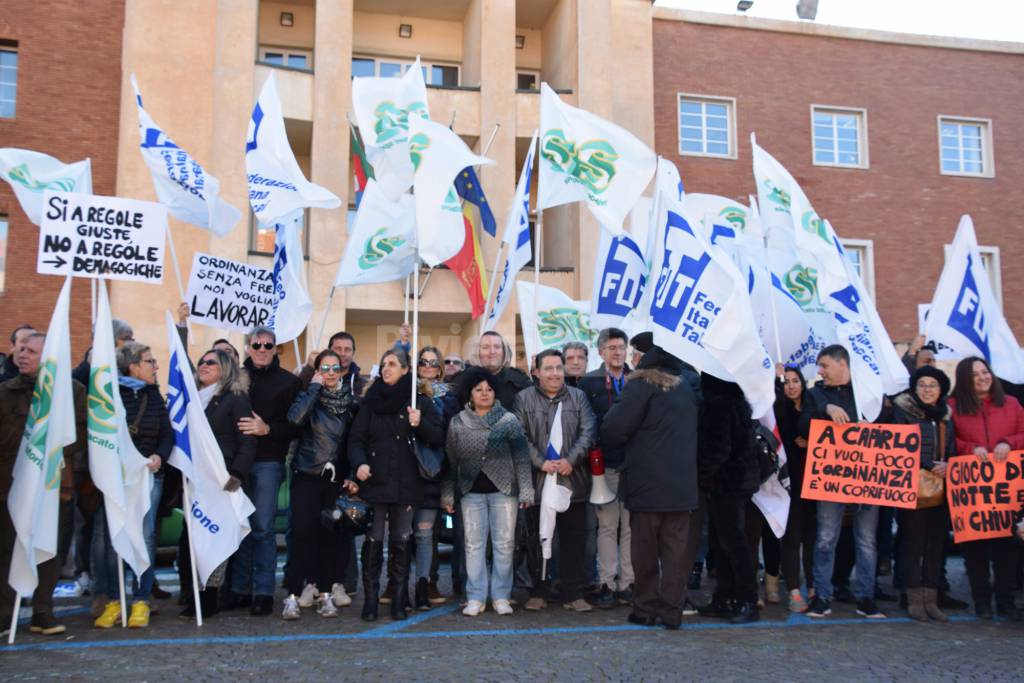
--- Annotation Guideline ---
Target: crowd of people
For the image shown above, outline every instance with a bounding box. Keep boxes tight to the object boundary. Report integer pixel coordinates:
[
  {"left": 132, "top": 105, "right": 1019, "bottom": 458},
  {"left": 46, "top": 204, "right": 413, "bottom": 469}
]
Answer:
[{"left": 1, "top": 311, "right": 1023, "bottom": 637}]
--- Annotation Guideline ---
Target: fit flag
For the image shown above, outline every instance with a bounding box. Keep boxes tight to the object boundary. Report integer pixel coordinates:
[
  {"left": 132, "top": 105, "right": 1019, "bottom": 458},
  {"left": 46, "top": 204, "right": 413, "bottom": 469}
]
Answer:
[
  {"left": 87, "top": 282, "right": 153, "bottom": 577},
  {"left": 647, "top": 159, "right": 775, "bottom": 418},
  {"left": 268, "top": 213, "right": 312, "bottom": 344},
  {"left": 246, "top": 72, "right": 341, "bottom": 225},
  {"left": 516, "top": 281, "right": 600, "bottom": 372},
  {"left": 407, "top": 115, "right": 493, "bottom": 267},
  {"left": 132, "top": 75, "right": 241, "bottom": 237},
  {"left": 590, "top": 230, "right": 648, "bottom": 331},
  {"left": 0, "top": 149, "right": 92, "bottom": 225},
  {"left": 484, "top": 131, "right": 537, "bottom": 332},
  {"left": 7, "top": 275, "right": 76, "bottom": 596},
  {"left": 925, "top": 215, "right": 1024, "bottom": 383},
  {"left": 352, "top": 56, "right": 430, "bottom": 200},
  {"left": 350, "top": 126, "right": 374, "bottom": 208},
  {"left": 539, "top": 402, "right": 571, "bottom": 562},
  {"left": 165, "top": 313, "right": 254, "bottom": 586},
  {"left": 537, "top": 83, "right": 656, "bottom": 235},
  {"left": 334, "top": 179, "right": 417, "bottom": 287}
]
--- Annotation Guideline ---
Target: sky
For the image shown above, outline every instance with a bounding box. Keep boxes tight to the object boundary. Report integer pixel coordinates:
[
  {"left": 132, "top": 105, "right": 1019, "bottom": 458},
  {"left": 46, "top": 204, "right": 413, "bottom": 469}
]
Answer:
[{"left": 655, "top": 0, "right": 1024, "bottom": 43}]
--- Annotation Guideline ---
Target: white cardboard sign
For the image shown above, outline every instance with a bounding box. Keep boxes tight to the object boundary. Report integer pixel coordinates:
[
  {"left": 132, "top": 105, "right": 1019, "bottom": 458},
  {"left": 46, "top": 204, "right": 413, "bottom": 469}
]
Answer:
[{"left": 186, "top": 252, "right": 274, "bottom": 333}]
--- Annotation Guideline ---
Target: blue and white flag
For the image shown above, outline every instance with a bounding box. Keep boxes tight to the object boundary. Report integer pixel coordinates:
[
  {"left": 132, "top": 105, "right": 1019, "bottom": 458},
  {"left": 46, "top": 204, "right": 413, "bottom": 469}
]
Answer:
[
  {"left": 268, "top": 213, "right": 312, "bottom": 344},
  {"left": 648, "top": 159, "right": 775, "bottom": 418},
  {"left": 132, "top": 75, "right": 240, "bottom": 237},
  {"left": 246, "top": 72, "right": 340, "bottom": 225},
  {"left": 539, "top": 401, "right": 570, "bottom": 561},
  {"left": 165, "top": 313, "right": 254, "bottom": 586},
  {"left": 590, "top": 230, "right": 647, "bottom": 331},
  {"left": 925, "top": 215, "right": 1024, "bottom": 383},
  {"left": 0, "top": 148, "right": 91, "bottom": 225},
  {"left": 484, "top": 131, "right": 537, "bottom": 332}
]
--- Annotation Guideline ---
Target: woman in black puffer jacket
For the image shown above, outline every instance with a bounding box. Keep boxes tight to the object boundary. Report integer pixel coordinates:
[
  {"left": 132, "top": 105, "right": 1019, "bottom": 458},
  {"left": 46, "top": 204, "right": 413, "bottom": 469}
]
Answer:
[
  {"left": 280, "top": 349, "right": 358, "bottom": 621},
  {"left": 697, "top": 374, "right": 761, "bottom": 624},
  {"left": 348, "top": 349, "right": 443, "bottom": 621}
]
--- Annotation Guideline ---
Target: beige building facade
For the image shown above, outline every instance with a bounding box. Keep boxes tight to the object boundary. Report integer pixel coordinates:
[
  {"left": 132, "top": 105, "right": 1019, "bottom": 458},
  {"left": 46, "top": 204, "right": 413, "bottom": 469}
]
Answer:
[{"left": 112, "top": 0, "right": 656, "bottom": 372}]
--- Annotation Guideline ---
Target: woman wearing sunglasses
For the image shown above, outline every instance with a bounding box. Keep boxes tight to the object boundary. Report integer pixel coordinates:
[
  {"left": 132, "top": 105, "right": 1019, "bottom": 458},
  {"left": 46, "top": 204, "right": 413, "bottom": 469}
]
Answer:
[
  {"left": 179, "top": 348, "right": 256, "bottom": 620},
  {"left": 279, "top": 349, "right": 359, "bottom": 621},
  {"left": 348, "top": 349, "right": 444, "bottom": 621}
]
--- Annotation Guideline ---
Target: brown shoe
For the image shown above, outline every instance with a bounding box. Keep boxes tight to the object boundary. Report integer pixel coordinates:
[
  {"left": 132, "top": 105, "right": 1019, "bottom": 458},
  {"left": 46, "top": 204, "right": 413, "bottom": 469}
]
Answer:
[
  {"left": 379, "top": 582, "right": 393, "bottom": 605},
  {"left": 427, "top": 581, "right": 446, "bottom": 605},
  {"left": 29, "top": 613, "right": 67, "bottom": 635},
  {"left": 923, "top": 588, "right": 949, "bottom": 623}
]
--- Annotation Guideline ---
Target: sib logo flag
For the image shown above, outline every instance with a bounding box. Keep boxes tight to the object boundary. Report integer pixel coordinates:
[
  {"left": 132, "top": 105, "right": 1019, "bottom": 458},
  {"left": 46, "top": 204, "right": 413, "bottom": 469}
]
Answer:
[
  {"left": 132, "top": 75, "right": 241, "bottom": 237},
  {"left": 268, "top": 213, "right": 313, "bottom": 344},
  {"left": 334, "top": 179, "right": 417, "bottom": 287},
  {"left": 0, "top": 148, "right": 92, "bottom": 225},
  {"left": 925, "top": 215, "right": 1024, "bottom": 383},
  {"left": 88, "top": 282, "right": 153, "bottom": 577},
  {"left": 246, "top": 72, "right": 340, "bottom": 225},
  {"left": 165, "top": 313, "right": 254, "bottom": 586},
  {"left": 516, "top": 281, "right": 600, "bottom": 372},
  {"left": 537, "top": 83, "right": 656, "bottom": 235},
  {"left": 7, "top": 276, "right": 77, "bottom": 596}
]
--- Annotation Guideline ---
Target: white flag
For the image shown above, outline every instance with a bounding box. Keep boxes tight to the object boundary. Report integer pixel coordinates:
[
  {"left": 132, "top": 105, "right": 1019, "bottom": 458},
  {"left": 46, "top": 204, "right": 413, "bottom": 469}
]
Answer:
[
  {"left": 539, "top": 402, "right": 571, "bottom": 561},
  {"left": 87, "top": 282, "right": 153, "bottom": 577},
  {"left": 537, "top": 83, "right": 656, "bottom": 234},
  {"left": 516, "top": 281, "right": 600, "bottom": 372},
  {"left": 590, "top": 230, "right": 648, "bottom": 331},
  {"left": 648, "top": 159, "right": 775, "bottom": 418},
  {"left": 0, "top": 149, "right": 91, "bottom": 225},
  {"left": 268, "top": 213, "right": 312, "bottom": 345},
  {"left": 165, "top": 313, "right": 254, "bottom": 586},
  {"left": 352, "top": 56, "right": 430, "bottom": 200},
  {"left": 7, "top": 276, "right": 77, "bottom": 595},
  {"left": 334, "top": 179, "right": 417, "bottom": 287},
  {"left": 407, "top": 115, "right": 493, "bottom": 267},
  {"left": 246, "top": 72, "right": 341, "bottom": 224},
  {"left": 752, "top": 412, "right": 790, "bottom": 538},
  {"left": 132, "top": 75, "right": 240, "bottom": 237},
  {"left": 484, "top": 131, "right": 537, "bottom": 332},
  {"left": 925, "top": 215, "right": 1024, "bottom": 383}
]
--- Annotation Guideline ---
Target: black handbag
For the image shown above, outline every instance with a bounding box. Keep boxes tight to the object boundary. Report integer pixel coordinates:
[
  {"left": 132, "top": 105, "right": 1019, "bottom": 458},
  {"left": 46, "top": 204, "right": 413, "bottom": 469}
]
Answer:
[
  {"left": 412, "top": 436, "right": 445, "bottom": 481},
  {"left": 321, "top": 494, "right": 372, "bottom": 536}
]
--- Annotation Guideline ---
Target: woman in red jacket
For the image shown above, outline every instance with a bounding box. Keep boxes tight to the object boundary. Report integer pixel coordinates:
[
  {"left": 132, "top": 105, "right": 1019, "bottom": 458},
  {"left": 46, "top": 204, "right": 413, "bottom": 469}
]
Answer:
[{"left": 948, "top": 356, "right": 1024, "bottom": 620}]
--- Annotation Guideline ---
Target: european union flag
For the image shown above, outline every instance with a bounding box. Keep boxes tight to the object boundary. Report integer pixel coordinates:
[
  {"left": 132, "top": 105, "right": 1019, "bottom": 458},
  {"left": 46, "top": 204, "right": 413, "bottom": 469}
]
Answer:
[{"left": 454, "top": 166, "right": 496, "bottom": 236}]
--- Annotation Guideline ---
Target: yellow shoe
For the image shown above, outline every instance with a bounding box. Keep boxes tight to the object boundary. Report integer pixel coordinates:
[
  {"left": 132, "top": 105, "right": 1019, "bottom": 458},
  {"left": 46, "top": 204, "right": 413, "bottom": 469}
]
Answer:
[
  {"left": 128, "top": 600, "right": 150, "bottom": 628},
  {"left": 94, "top": 601, "right": 121, "bottom": 629}
]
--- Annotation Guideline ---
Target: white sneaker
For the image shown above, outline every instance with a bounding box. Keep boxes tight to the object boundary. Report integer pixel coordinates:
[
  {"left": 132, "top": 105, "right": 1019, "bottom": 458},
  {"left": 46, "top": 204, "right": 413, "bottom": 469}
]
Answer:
[
  {"left": 493, "top": 599, "right": 513, "bottom": 616},
  {"left": 317, "top": 594, "right": 338, "bottom": 618},
  {"left": 462, "top": 600, "right": 486, "bottom": 616},
  {"left": 330, "top": 583, "right": 352, "bottom": 607},
  {"left": 281, "top": 594, "right": 300, "bottom": 620},
  {"left": 77, "top": 572, "right": 92, "bottom": 596},
  {"left": 298, "top": 583, "right": 319, "bottom": 608}
]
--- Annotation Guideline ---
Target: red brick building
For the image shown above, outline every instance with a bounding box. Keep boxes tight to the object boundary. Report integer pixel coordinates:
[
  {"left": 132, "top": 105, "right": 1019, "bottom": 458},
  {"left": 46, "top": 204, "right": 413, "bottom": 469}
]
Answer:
[
  {"left": 0, "top": 1, "right": 126, "bottom": 357},
  {"left": 653, "top": 9, "right": 1024, "bottom": 343}
]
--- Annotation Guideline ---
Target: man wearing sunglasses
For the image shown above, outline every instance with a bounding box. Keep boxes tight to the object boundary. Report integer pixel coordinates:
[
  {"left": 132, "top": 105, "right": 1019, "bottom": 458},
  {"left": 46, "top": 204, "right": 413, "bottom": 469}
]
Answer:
[
  {"left": 442, "top": 354, "right": 464, "bottom": 381},
  {"left": 228, "top": 326, "right": 303, "bottom": 616}
]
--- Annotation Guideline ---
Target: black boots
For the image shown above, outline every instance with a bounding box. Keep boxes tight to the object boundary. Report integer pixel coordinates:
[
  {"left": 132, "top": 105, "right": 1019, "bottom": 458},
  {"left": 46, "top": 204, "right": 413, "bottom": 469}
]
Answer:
[
  {"left": 361, "top": 539, "right": 384, "bottom": 622},
  {"left": 390, "top": 540, "right": 411, "bottom": 621},
  {"left": 179, "top": 587, "right": 219, "bottom": 620},
  {"left": 415, "top": 577, "right": 431, "bottom": 611},
  {"left": 730, "top": 601, "right": 760, "bottom": 624}
]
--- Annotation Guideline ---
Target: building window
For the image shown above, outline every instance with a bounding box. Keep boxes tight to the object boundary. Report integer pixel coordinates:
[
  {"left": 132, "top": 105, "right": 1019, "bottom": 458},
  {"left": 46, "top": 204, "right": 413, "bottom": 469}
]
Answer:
[
  {"left": 840, "top": 238, "right": 875, "bottom": 299},
  {"left": 0, "top": 214, "right": 7, "bottom": 292},
  {"left": 938, "top": 116, "right": 994, "bottom": 177},
  {"left": 258, "top": 46, "right": 313, "bottom": 71},
  {"left": 811, "top": 106, "right": 867, "bottom": 168},
  {"left": 0, "top": 46, "right": 17, "bottom": 118},
  {"left": 351, "top": 56, "right": 460, "bottom": 87},
  {"left": 249, "top": 209, "right": 311, "bottom": 257},
  {"left": 677, "top": 94, "right": 735, "bottom": 159},
  {"left": 517, "top": 71, "right": 539, "bottom": 91}
]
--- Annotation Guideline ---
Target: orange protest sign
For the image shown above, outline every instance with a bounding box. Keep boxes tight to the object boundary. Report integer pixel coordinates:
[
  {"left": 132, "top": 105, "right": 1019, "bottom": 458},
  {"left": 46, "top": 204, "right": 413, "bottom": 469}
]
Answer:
[
  {"left": 946, "top": 452, "right": 1024, "bottom": 544},
  {"left": 800, "top": 419, "right": 921, "bottom": 509}
]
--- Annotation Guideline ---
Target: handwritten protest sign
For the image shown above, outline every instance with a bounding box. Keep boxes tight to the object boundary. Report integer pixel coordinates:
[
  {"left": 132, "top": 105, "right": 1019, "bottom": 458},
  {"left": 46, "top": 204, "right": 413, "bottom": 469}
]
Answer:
[
  {"left": 801, "top": 419, "right": 921, "bottom": 509},
  {"left": 37, "top": 191, "right": 167, "bottom": 283},
  {"left": 946, "top": 452, "right": 1024, "bottom": 543},
  {"left": 186, "top": 252, "right": 273, "bottom": 333}
]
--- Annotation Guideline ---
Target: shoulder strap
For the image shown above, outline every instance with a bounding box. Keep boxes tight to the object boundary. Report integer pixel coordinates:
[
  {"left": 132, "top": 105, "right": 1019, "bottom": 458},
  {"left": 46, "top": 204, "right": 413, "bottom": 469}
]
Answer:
[{"left": 129, "top": 392, "right": 149, "bottom": 436}]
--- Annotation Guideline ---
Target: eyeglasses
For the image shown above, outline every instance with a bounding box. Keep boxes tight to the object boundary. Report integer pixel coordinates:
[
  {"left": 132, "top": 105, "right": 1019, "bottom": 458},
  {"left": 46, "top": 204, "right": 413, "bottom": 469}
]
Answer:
[
  {"left": 418, "top": 359, "right": 439, "bottom": 368},
  {"left": 249, "top": 342, "right": 275, "bottom": 351},
  {"left": 319, "top": 364, "right": 342, "bottom": 373},
  {"left": 197, "top": 359, "right": 218, "bottom": 367},
  {"left": 444, "top": 359, "right": 463, "bottom": 366},
  {"left": 141, "top": 359, "right": 158, "bottom": 366}
]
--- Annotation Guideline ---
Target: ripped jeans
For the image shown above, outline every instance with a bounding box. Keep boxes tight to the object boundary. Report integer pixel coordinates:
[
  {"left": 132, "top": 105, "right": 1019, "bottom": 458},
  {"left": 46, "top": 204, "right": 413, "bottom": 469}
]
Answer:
[{"left": 414, "top": 507, "right": 438, "bottom": 580}]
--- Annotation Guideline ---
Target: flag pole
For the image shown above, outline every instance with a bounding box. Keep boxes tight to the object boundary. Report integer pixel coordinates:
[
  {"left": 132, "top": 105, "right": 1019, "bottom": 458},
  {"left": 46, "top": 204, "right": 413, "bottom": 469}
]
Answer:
[
  {"left": 292, "top": 339, "right": 302, "bottom": 374},
  {"left": 7, "top": 595, "right": 19, "bottom": 644},
  {"left": 90, "top": 279, "right": 97, "bottom": 325},
  {"left": 165, "top": 226, "right": 194, "bottom": 344},
  {"left": 532, "top": 210, "right": 543, "bottom": 371},
  {"left": 403, "top": 276, "right": 410, "bottom": 325},
  {"left": 314, "top": 286, "right": 336, "bottom": 352},
  {"left": 117, "top": 557, "right": 128, "bottom": 628},
  {"left": 411, "top": 261, "right": 420, "bottom": 409},
  {"left": 180, "top": 476, "right": 204, "bottom": 627},
  {"left": 480, "top": 241, "right": 506, "bottom": 328}
]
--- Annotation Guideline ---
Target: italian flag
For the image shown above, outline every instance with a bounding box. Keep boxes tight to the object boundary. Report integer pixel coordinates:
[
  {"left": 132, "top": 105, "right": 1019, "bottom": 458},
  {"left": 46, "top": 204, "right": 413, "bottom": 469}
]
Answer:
[{"left": 350, "top": 127, "right": 374, "bottom": 207}]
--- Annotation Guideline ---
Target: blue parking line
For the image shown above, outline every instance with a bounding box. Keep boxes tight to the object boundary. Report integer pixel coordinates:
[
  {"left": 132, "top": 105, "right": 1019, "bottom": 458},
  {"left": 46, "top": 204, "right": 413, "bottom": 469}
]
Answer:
[{"left": 0, "top": 612, "right": 980, "bottom": 652}]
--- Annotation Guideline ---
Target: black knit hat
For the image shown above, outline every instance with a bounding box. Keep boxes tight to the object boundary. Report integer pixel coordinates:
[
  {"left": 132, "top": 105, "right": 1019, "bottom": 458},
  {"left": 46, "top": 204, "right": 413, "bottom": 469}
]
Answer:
[
  {"left": 630, "top": 331, "right": 654, "bottom": 354},
  {"left": 910, "top": 365, "right": 950, "bottom": 398},
  {"left": 457, "top": 366, "right": 501, "bottom": 406}
]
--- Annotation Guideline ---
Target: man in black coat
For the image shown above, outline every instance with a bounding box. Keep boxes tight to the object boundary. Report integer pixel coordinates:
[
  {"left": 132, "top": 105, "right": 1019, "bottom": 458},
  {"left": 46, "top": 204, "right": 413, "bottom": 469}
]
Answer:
[
  {"left": 0, "top": 324, "right": 35, "bottom": 384},
  {"left": 476, "top": 331, "right": 532, "bottom": 410},
  {"left": 228, "top": 325, "right": 302, "bottom": 615},
  {"left": 601, "top": 346, "right": 699, "bottom": 630}
]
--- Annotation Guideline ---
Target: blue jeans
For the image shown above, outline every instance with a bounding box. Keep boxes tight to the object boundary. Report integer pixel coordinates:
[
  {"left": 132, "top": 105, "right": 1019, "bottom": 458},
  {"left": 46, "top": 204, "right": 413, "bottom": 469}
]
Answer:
[
  {"left": 132, "top": 474, "right": 163, "bottom": 600},
  {"left": 813, "top": 501, "right": 878, "bottom": 601},
  {"left": 230, "top": 462, "right": 285, "bottom": 597},
  {"left": 91, "top": 475, "right": 164, "bottom": 601},
  {"left": 461, "top": 493, "right": 517, "bottom": 603},
  {"left": 414, "top": 507, "right": 438, "bottom": 580}
]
